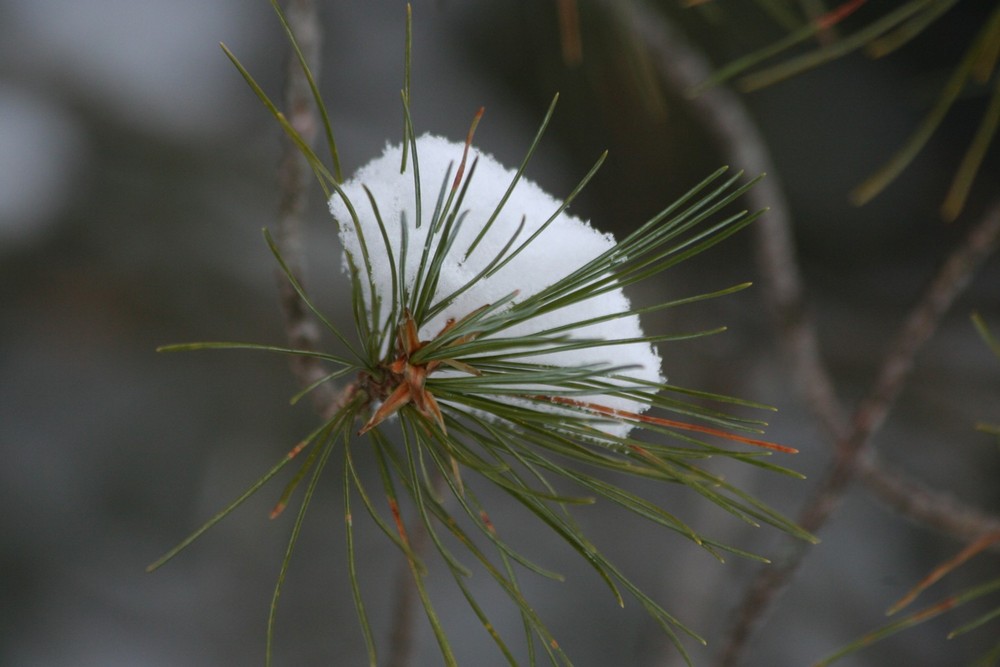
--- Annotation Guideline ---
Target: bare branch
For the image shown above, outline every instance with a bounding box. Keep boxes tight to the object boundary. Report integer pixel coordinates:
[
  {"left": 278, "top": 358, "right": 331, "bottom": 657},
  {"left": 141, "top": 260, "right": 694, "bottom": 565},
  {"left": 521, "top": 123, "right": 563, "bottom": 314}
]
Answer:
[
  {"left": 385, "top": 470, "right": 446, "bottom": 667},
  {"left": 717, "top": 198, "right": 1000, "bottom": 666},
  {"left": 839, "top": 199, "right": 1000, "bottom": 467},
  {"left": 601, "top": 0, "right": 847, "bottom": 442},
  {"left": 597, "top": 2, "right": 1000, "bottom": 665},
  {"left": 859, "top": 452, "right": 1000, "bottom": 549},
  {"left": 275, "top": 0, "right": 338, "bottom": 413},
  {"left": 800, "top": 197, "right": 1000, "bottom": 533},
  {"left": 268, "top": 3, "right": 1000, "bottom": 664}
]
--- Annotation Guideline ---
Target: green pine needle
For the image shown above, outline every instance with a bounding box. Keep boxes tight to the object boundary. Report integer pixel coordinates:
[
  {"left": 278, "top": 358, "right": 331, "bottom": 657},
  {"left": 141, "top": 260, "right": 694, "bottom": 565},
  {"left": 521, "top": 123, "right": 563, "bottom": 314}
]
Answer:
[{"left": 149, "top": 3, "right": 816, "bottom": 665}]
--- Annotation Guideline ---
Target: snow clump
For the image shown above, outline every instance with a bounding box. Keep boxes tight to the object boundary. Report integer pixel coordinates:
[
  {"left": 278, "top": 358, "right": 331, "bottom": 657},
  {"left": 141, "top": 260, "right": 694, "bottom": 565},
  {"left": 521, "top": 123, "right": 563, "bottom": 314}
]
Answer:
[{"left": 330, "top": 134, "right": 663, "bottom": 438}]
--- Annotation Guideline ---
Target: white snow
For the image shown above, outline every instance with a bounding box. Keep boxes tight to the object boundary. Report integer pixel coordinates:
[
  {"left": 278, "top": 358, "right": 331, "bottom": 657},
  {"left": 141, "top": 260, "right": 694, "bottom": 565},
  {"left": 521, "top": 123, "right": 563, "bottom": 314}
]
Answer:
[{"left": 330, "top": 134, "right": 663, "bottom": 437}]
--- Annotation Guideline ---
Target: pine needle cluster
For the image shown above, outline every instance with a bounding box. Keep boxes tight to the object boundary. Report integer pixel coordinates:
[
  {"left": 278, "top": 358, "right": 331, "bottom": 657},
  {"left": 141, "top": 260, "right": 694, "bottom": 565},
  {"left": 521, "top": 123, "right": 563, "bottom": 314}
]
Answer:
[{"left": 149, "top": 3, "right": 814, "bottom": 664}]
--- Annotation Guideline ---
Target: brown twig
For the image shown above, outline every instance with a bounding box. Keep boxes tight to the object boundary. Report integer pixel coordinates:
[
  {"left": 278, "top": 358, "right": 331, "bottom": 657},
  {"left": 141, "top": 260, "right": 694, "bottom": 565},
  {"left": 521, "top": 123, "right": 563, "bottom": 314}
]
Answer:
[
  {"left": 859, "top": 453, "right": 1000, "bottom": 551},
  {"left": 274, "top": 4, "right": 430, "bottom": 664},
  {"left": 601, "top": 0, "right": 847, "bottom": 443},
  {"left": 716, "top": 196, "right": 1000, "bottom": 667},
  {"left": 596, "top": 1, "right": 1000, "bottom": 665},
  {"left": 793, "top": 196, "right": 1000, "bottom": 538},
  {"left": 384, "top": 468, "right": 447, "bottom": 667},
  {"left": 275, "top": 0, "right": 339, "bottom": 416},
  {"left": 556, "top": 0, "right": 584, "bottom": 66}
]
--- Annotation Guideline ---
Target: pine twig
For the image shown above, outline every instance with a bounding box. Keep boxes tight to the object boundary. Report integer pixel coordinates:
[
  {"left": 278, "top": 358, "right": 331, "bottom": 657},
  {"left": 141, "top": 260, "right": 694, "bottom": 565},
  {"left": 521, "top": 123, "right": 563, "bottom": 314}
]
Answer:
[
  {"left": 859, "top": 452, "right": 1000, "bottom": 554},
  {"left": 274, "top": 4, "right": 431, "bottom": 662},
  {"left": 264, "top": 3, "right": 1000, "bottom": 664},
  {"left": 716, "top": 198, "right": 1000, "bottom": 667},
  {"left": 157, "top": 3, "right": 829, "bottom": 663},
  {"left": 598, "top": 1, "right": 1000, "bottom": 664},
  {"left": 275, "top": 0, "right": 339, "bottom": 415},
  {"left": 599, "top": 0, "right": 847, "bottom": 443},
  {"left": 385, "top": 469, "right": 447, "bottom": 667}
]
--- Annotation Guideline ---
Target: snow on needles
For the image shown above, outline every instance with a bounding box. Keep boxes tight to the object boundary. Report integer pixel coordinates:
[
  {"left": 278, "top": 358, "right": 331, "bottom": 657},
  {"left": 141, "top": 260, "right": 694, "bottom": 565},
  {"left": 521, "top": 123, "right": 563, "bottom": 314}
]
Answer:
[{"left": 330, "top": 134, "right": 663, "bottom": 437}]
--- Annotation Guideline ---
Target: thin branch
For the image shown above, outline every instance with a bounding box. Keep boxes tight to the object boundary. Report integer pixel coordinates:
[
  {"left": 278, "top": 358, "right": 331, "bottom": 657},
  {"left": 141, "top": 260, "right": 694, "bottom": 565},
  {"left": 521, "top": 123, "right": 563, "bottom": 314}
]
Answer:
[
  {"left": 859, "top": 452, "right": 1000, "bottom": 551},
  {"left": 834, "top": 198, "right": 1000, "bottom": 474},
  {"left": 276, "top": 0, "right": 338, "bottom": 414},
  {"left": 794, "top": 196, "right": 1000, "bottom": 540},
  {"left": 716, "top": 198, "right": 1000, "bottom": 667},
  {"left": 385, "top": 530, "right": 424, "bottom": 667},
  {"left": 385, "top": 469, "right": 447, "bottom": 667},
  {"left": 597, "top": 2, "right": 1000, "bottom": 665},
  {"left": 602, "top": 0, "right": 847, "bottom": 443},
  {"left": 556, "top": 0, "right": 584, "bottom": 66},
  {"left": 274, "top": 5, "right": 432, "bottom": 664}
]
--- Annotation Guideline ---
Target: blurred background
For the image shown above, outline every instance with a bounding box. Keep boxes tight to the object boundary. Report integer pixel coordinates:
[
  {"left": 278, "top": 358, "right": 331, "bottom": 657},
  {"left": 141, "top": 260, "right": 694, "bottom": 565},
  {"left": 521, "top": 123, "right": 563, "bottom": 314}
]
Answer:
[{"left": 1, "top": 1, "right": 998, "bottom": 665}]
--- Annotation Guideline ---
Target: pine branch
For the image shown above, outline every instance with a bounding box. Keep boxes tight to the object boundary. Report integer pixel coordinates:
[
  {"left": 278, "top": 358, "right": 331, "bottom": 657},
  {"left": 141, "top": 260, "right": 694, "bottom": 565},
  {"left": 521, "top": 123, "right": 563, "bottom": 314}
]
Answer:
[
  {"left": 858, "top": 452, "right": 1000, "bottom": 550},
  {"left": 156, "top": 4, "right": 875, "bottom": 663},
  {"left": 597, "top": 2, "right": 1000, "bottom": 664},
  {"left": 273, "top": 4, "right": 432, "bottom": 663},
  {"left": 274, "top": 0, "right": 340, "bottom": 415},
  {"left": 599, "top": 0, "right": 847, "bottom": 443},
  {"left": 716, "top": 197, "right": 1000, "bottom": 667},
  {"left": 385, "top": 469, "right": 446, "bottom": 667}
]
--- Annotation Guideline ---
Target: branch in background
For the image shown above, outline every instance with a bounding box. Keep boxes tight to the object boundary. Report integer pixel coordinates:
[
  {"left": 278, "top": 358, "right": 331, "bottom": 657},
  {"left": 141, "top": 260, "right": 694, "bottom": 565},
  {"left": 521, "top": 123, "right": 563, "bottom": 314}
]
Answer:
[
  {"left": 556, "top": 0, "right": 584, "bottom": 66},
  {"left": 276, "top": 0, "right": 339, "bottom": 415},
  {"left": 853, "top": 203, "right": 1000, "bottom": 547},
  {"left": 274, "top": 5, "right": 442, "bottom": 663},
  {"left": 841, "top": 197, "right": 1000, "bottom": 467},
  {"left": 267, "top": 2, "right": 1000, "bottom": 662},
  {"left": 853, "top": 203, "right": 1000, "bottom": 544},
  {"left": 274, "top": 5, "right": 430, "bottom": 665},
  {"left": 859, "top": 452, "right": 1000, "bottom": 550},
  {"left": 715, "top": 197, "right": 1000, "bottom": 667},
  {"left": 601, "top": 0, "right": 847, "bottom": 443},
  {"left": 598, "top": 1, "right": 1000, "bottom": 664}
]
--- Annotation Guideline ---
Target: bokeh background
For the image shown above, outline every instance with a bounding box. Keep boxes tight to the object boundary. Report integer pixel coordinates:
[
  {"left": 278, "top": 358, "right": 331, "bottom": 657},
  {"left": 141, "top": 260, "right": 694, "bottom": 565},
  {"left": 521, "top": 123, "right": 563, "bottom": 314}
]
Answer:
[{"left": 1, "top": 1, "right": 998, "bottom": 665}]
